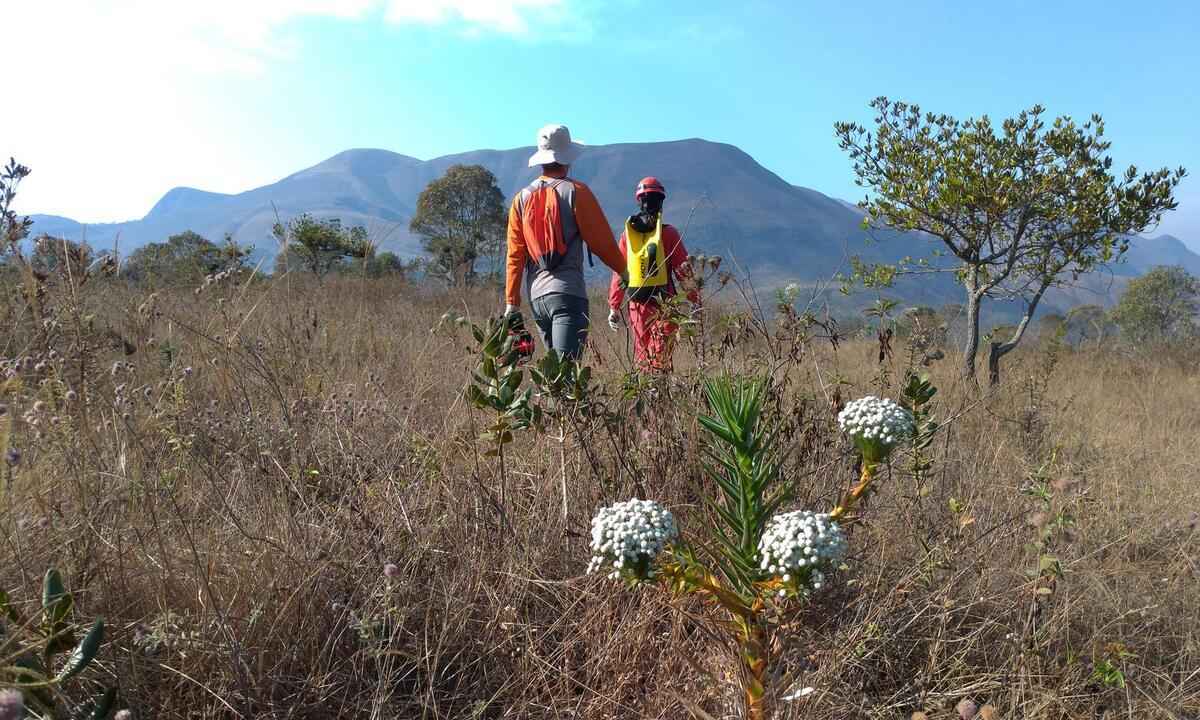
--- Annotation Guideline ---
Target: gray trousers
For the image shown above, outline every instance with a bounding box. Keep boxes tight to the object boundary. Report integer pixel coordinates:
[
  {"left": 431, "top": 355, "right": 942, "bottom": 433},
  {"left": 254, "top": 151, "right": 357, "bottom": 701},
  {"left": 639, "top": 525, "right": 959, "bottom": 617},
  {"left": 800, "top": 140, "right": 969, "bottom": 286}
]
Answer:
[{"left": 531, "top": 293, "right": 589, "bottom": 361}]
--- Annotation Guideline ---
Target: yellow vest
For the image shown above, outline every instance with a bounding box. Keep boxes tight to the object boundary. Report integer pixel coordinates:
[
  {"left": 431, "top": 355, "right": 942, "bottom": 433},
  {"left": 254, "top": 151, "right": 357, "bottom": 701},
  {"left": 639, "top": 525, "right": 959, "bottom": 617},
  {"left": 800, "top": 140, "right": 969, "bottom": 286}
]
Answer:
[{"left": 625, "top": 214, "right": 669, "bottom": 301}]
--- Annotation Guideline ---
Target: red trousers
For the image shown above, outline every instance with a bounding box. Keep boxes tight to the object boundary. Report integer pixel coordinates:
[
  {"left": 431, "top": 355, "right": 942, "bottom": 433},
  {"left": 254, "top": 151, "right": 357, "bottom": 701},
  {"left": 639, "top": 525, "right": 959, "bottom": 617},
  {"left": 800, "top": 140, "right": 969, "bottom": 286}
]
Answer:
[{"left": 629, "top": 301, "right": 678, "bottom": 372}]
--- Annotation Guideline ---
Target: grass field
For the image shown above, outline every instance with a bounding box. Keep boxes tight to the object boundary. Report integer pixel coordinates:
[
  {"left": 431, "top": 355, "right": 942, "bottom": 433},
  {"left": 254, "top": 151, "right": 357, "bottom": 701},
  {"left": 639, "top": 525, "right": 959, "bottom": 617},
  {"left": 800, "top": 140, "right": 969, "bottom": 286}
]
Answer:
[{"left": 1, "top": 270, "right": 1197, "bottom": 719}]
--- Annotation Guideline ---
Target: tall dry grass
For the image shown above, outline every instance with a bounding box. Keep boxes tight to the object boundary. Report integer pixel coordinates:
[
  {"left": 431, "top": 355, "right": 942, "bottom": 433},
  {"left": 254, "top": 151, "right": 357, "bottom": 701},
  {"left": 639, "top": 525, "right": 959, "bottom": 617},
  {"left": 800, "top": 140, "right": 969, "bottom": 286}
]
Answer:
[{"left": 0, "top": 267, "right": 1197, "bottom": 719}]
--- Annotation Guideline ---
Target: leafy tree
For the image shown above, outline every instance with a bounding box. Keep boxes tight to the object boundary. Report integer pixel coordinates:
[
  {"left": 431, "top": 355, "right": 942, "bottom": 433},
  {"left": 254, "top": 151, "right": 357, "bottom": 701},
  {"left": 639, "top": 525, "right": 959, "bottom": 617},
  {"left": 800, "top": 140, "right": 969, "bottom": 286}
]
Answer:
[
  {"left": 1062, "top": 304, "right": 1114, "bottom": 349},
  {"left": 1036, "top": 312, "right": 1066, "bottom": 343},
  {"left": 836, "top": 97, "right": 1185, "bottom": 383},
  {"left": 124, "top": 230, "right": 248, "bottom": 284},
  {"left": 364, "top": 250, "right": 410, "bottom": 278},
  {"left": 1110, "top": 265, "right": 1200, "bottom": 346},
  {"left": 272, "top": 214, "right": 369, "bottom": 282},
  {"left": 409, "top": 164, "right": 505, "bottom": 286},
  {"left": 30, "top": 234, "right": 93, "bottom": 279}
]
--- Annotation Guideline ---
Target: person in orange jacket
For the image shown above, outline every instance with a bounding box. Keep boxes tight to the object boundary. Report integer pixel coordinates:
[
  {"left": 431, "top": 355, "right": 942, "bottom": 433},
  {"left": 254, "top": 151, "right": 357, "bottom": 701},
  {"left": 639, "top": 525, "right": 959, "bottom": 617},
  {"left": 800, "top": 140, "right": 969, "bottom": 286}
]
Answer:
[
  {"left": 607, "top": 177, "right": 699, "bottom": 372},
  {"left": 505, "top": 124, "right": 627, "bottom": 361}
]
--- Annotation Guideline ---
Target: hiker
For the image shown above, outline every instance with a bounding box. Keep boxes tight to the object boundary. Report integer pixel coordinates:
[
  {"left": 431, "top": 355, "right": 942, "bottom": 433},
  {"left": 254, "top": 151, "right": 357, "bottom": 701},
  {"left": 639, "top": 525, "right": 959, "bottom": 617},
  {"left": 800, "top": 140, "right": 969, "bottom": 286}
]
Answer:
[
  {"left": 607, "top": 177, "right": 699, "bottom": 372},
  {"left": 505, "top": 124, "right": 627, "bottom": 361}
]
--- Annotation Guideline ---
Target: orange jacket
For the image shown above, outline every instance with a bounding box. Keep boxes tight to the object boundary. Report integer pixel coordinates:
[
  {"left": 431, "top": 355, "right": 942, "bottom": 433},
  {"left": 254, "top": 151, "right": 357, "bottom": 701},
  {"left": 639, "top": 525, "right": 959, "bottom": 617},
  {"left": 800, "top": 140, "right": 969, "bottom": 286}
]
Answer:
[{"left": 505, "top": 169, "right": 624, "bottom": 307}]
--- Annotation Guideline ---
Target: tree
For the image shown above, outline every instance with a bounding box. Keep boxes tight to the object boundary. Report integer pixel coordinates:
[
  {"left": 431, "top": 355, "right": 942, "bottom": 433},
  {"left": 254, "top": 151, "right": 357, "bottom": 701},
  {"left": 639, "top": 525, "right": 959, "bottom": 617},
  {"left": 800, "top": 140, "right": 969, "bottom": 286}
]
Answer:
[
  {"left": 409, "top": 164, "right": 505, "bottom": 287},
  {"left": 1036, "top": 312, "right": 1066, "bottom": 344},
  {"left": 272, "top": 214, "right": 369, "bottom": 282},
  {"left": 30, "top": 234, "right": 93, "bottom": 279},
  {"left": 836, "top": 97, "right": 1185, "bottom": 383},
  {"left": 124, "top": 230, "right": 248, "bottom": 284},
  {"left": 364, "top": 250, "right": 410, "bottom": 278},
  {"left": 1062, "top": 304, "right": 1113, "bottom": 349},
  {"left": 1109, "top": 265, "right": 1200, "bottom": 346}
]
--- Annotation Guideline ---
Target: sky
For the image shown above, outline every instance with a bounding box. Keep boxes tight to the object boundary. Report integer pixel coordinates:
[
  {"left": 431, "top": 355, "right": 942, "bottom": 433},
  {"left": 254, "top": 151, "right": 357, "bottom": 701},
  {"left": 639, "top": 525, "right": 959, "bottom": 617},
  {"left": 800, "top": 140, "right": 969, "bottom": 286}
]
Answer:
[{"left": 6, "top": 0, "right": 1199, "bottom": 245}]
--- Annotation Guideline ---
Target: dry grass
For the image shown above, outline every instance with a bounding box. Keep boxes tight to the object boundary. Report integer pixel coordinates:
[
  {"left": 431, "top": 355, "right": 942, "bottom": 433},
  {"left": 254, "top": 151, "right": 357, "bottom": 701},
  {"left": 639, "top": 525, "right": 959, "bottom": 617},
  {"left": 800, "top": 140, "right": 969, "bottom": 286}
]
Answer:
[{"left": 1, "top": 269, "right": 1197, "bottom": 719}]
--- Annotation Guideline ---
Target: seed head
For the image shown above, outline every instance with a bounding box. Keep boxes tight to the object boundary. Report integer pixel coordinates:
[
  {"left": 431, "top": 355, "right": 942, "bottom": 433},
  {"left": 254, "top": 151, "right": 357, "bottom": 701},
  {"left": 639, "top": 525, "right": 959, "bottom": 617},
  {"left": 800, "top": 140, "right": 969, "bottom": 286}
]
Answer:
[
  {"left": 956, "top": 698, "right": 979, "bottom": 720},
  {"left": 0, "top": 689, "right": 24, "bottom": 720}
]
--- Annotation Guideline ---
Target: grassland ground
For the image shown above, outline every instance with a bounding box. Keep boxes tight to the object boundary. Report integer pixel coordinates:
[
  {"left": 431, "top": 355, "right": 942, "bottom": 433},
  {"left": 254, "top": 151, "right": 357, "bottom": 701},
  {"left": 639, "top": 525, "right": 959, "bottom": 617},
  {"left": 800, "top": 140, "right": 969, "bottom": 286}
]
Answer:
[{"left": 1, "top": 272, "right": 1197, "bottom": 719}]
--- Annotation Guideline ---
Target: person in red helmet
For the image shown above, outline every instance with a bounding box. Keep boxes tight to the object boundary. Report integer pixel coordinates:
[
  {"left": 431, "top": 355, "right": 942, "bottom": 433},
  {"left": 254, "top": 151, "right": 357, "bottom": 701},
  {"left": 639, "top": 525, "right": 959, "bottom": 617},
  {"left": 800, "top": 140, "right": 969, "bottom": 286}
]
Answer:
[{"left": 607, "top": 177, "right": 699, "bottom": 373}]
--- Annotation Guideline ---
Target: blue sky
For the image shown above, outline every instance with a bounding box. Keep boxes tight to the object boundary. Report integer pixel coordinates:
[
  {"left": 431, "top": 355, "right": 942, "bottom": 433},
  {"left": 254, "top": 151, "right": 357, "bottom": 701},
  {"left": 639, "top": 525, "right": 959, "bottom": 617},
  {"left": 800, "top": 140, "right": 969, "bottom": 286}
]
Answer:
[{"left": 10, "top": 0, "right": 1199, "bottom": 245}]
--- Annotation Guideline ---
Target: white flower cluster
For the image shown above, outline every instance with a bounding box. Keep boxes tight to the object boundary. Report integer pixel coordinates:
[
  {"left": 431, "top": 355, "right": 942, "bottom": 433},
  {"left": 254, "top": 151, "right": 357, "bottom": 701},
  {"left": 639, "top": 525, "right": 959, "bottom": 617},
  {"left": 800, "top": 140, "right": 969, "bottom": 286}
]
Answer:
[
  {"left": 758, "top": 510, "right": 847, "bottom": 596},
  {"left": 587, "top": 499, "right": 678, "bottom": 580},
  {"left": 837, "top": 396, "right": 913, "bottom": 458}
]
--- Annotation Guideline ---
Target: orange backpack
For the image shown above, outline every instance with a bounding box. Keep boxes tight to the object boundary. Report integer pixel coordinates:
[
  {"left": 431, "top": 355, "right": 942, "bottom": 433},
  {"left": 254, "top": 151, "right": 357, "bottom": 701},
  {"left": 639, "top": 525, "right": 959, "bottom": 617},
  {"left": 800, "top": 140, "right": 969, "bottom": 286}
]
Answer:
[{"left": 521, "top": 179, "right": 569, "bottom": 271}]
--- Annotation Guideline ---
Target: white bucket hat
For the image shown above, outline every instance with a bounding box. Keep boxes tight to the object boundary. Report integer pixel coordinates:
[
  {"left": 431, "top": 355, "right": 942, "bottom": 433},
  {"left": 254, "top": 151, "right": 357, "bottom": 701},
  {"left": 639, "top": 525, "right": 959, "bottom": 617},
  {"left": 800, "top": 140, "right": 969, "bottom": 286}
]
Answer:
[{"left": 527, "top": 123, "right": 583, "bottom": 167}]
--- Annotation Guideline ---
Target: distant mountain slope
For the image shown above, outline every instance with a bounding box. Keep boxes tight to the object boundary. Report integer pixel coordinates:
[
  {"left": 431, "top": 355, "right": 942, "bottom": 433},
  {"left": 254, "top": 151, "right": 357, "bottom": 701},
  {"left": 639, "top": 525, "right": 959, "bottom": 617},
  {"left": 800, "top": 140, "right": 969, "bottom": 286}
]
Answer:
[{"left": 28, "top": 139, "right": 1198, "bottom": 314}]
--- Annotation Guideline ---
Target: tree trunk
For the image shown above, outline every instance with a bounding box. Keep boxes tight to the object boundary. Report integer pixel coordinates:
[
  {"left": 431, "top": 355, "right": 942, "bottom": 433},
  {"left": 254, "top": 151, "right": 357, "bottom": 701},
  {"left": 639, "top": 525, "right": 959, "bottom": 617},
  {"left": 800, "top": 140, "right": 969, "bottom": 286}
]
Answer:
[
  {"left": 961, "top": 281, "right": 982, "bottom": 381},
  {"left": 987, "top": 281, "right": 1050, "bottom": 386}
]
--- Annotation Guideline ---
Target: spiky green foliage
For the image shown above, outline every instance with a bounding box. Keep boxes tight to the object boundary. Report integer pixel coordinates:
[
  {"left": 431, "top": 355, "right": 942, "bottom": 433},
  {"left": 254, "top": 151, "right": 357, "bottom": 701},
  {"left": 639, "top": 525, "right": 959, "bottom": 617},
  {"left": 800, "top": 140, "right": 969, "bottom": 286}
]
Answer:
[{"left": 696, "top": 375, "right": 790, "bottom": 598}]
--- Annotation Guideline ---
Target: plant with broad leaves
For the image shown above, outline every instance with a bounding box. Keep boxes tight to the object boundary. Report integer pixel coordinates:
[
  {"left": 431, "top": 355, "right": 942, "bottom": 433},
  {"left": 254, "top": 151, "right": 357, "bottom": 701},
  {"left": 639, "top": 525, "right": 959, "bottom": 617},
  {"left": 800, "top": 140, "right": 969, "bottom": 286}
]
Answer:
[
  {"left": 462, "top": 313, "right": 541, "bottom": 452},
  {"left": 1021, "top": 451, "right": 1076, "bottom": 604},
  {"left": 1090, "top": 643, "right": 1135, "bottom": 690},
  {"left": 529, "top": 349, "right": 591, "bottom": 406},
  {"left": 899, "top": 370, "right": 939, "bottom": 485},
  {"left": 0, "top": 568, "right": 122, "bottom": 719}
]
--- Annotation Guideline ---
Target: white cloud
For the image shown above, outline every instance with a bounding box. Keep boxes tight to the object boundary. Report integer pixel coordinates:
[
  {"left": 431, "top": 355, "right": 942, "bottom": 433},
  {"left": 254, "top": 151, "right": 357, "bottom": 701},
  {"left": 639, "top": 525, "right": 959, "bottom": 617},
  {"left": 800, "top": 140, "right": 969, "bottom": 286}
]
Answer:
[
  {"left": 4, "top": 1, "right": 577, "bottom": 222},
  {"left": 385, "top": 0, "right": 565, "bottom": 36}
]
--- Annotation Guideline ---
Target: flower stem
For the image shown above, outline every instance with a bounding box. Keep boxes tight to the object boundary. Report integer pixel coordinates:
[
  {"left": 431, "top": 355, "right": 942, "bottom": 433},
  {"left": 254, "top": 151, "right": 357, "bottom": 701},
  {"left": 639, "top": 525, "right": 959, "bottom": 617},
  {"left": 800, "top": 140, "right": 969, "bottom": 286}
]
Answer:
[
  {"left": 741, "top": 621, "right": 768, "bottom": 720},
  {"left": 830, "top": 461, "right": 877, "bottom": 521}
]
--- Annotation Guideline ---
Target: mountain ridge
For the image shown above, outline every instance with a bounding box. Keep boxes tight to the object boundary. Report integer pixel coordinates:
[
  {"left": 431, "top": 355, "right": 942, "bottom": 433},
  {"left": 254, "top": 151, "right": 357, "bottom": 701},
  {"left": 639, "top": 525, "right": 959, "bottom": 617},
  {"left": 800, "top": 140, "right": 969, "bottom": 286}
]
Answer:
[{"left": 27, "top": 139, "right": 1199, "bottom": 315}]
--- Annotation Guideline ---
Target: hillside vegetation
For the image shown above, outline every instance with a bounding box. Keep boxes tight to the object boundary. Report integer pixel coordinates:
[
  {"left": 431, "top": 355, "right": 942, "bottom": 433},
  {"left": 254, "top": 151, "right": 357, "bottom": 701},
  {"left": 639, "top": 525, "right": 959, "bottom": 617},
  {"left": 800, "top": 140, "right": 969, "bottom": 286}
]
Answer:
[
  {"left": 1, "top": 262, "right": 1198, "bottom": 718},
  {"left": 29, "top": 137, "right": 1200, "bottom": 318}
]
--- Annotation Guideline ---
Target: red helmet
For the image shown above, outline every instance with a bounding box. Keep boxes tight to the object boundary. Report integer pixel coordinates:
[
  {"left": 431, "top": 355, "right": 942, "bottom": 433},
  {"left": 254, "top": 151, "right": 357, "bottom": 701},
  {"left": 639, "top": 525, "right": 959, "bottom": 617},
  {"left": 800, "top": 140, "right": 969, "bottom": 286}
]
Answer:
[{"left": 634, "top": 176, "right": 666, "bottom": 200}]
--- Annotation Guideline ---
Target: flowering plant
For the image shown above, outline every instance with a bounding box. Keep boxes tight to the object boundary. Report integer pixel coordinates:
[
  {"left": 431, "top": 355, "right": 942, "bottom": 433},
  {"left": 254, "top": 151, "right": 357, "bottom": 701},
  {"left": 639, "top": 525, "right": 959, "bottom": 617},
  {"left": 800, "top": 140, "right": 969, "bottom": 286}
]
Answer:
[
  {"left": 586, "top": 499, "right": 678, "bottom": 581},
  {"left": 830, "top": 394, "right": 915, "bottom": 522},
  {"left": 758, "top": 510, "right": 847, "bottom": 598},
  {"left": 836, "top": 395, "right": 914, "bottom": 463},
  {"left": 588, "top": 377, "right": 854, "bottom": 718}
]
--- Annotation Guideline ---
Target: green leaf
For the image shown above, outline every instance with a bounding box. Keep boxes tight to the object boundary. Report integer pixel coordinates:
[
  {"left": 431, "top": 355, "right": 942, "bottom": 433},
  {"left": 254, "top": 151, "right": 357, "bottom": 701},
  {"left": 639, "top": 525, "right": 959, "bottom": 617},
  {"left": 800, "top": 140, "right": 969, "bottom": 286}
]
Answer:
[
  {"left": 0, "top": 588, "right": 21, "bottom": 623},
  {"left": 1038, "top": 555, "right": 1060, "bottom": 574},
  {"left": 56, "top": 618, "right": 104, "bottom": 682},
  {"left": 465, "top": 385, "right": 487, "bottom": 408},
  {"left": 89, "top": 687, "right": 119, "bottom": 720},
  {"left": 42, "top": 569, "right": 66, "bottom": 611}
]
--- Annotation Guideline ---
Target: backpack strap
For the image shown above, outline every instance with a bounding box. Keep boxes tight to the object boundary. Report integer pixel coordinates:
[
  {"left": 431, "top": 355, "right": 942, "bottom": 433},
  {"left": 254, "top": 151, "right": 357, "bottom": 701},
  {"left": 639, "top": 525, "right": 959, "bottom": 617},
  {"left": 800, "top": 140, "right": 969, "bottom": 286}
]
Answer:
[{"left": 557, "top": 177, "right": 593, "bottom": 267}]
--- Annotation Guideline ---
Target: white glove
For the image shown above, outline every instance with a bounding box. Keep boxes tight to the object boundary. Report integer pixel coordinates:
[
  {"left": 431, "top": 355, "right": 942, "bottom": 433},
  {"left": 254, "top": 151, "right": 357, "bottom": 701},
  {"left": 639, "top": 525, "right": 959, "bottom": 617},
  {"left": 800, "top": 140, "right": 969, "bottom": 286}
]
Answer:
[
  {"left": 504, "top": 304, "right": 518, "bottom": 317},
  {"left": 608, "top": 308, "right": 622, "bottom": 331}
]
